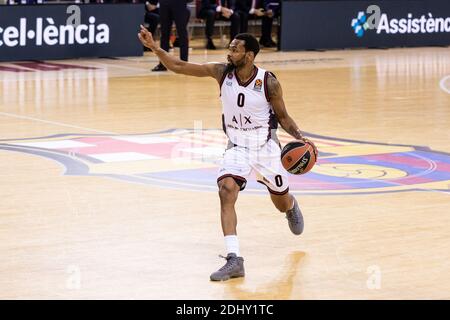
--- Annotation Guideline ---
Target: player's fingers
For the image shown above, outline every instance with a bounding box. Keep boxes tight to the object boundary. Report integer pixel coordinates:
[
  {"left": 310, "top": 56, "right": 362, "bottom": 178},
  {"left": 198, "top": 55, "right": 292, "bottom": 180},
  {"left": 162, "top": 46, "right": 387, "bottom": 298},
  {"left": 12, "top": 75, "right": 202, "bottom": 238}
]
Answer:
[
  {"left": 307, "top": 140, "right": 318, "bottom": 156},
  {"left": 306, "top": 139, "right": 316, "bottom": 148},
  {"left": 138, "top": 35, "right": 148, "bottom": 46},
  {"left": 140, "top": 25, "right": 150, "bottom": 36},
  {"left": 302, "top": 137, "right": 316, "bottom": 150}
]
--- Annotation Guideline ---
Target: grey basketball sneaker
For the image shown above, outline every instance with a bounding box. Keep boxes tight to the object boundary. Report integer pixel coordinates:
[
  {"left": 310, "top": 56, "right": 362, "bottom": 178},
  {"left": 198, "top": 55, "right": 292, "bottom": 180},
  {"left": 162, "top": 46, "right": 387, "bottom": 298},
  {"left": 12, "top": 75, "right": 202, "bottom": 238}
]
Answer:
[
  {"left": 286, "top": 197, "right": 304, "bottom": 235},
  {"left": 210, "top": 253, "right": 245, "bottom": 281}
]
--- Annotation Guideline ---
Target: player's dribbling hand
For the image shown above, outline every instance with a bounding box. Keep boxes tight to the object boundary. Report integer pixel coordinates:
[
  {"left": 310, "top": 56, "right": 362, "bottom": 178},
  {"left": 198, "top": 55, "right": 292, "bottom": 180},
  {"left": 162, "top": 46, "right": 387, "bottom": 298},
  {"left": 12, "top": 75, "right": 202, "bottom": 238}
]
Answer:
[
  {"left": 301, "top": 137, "right": 318, "bottom": 157},
  {"left": 138, "top": 25, "right": 157, "bottom": 51}
]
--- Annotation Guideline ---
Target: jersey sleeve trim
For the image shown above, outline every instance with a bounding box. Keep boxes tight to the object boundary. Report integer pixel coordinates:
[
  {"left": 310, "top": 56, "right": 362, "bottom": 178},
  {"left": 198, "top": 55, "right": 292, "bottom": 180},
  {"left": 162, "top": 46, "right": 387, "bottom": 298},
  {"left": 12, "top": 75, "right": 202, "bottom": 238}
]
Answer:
[
  {"left": 264, "top": 71, "right": 270, "bottom": 102},
  {"left": 264, "top": 71, "right": 277, "bottom": 102},
  {"left": 219, "top": 69, "right": 228, "bottom": 96}
]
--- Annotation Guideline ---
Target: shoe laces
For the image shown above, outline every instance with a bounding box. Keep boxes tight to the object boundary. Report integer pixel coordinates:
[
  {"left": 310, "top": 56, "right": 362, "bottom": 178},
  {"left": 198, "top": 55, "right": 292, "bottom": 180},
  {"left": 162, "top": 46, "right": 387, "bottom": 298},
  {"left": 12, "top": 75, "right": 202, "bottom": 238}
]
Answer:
[
  {"left": 286, "top": 206, "right": 299, "bottom": 224},
  {"left": 218, "top": 254, "right": 237, "bottom": 271}
]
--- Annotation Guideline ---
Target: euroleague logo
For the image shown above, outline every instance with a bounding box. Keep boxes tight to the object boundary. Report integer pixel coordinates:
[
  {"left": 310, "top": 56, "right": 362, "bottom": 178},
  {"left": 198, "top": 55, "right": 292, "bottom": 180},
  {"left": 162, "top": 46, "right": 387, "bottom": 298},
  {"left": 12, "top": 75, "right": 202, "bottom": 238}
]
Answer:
[{"left": 1, "top": 129, "right": 449, "bottom": 195}]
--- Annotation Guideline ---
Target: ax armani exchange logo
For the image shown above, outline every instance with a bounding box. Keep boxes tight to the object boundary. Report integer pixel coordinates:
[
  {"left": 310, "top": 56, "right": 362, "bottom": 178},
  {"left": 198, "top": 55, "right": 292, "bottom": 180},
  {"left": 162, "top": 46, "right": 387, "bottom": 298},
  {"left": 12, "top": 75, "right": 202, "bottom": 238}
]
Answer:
[{"left": 1, "top": 129, "right": 449, "bottom": 195}]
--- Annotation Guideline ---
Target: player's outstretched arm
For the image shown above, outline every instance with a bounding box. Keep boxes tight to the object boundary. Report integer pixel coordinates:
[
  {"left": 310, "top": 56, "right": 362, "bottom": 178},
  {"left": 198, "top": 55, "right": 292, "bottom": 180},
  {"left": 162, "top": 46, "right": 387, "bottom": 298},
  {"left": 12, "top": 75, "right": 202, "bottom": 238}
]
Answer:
[{"left": 138, "top": 25, "right": 227, "bottom": 82}]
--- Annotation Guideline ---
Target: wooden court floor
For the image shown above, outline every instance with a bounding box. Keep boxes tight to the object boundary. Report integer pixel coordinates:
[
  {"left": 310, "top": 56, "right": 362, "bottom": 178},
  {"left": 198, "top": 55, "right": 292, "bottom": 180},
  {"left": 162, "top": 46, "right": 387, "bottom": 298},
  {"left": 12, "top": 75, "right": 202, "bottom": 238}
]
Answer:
[{"left": 0, "top": 45, "right": 449, "bottom": 299}]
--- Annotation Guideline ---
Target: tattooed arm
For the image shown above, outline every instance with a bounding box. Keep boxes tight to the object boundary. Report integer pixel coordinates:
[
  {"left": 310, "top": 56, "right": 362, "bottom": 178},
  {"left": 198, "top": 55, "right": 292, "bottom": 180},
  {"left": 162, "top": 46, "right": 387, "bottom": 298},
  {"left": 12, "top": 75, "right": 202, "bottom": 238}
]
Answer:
[
  {"left": 267, "top": 73, "right": 318, "bottom": 155},
  {"left": 267, "top": 73, "right": 304, "bottom": 139}
]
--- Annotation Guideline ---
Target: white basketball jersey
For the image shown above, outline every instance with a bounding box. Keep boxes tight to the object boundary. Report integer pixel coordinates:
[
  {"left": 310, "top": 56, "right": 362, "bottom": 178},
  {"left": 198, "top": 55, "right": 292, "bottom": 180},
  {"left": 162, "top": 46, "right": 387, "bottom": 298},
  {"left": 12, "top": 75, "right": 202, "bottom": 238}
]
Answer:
[{"left": 220, "top": 66, "right": 278, "bottom": 149}]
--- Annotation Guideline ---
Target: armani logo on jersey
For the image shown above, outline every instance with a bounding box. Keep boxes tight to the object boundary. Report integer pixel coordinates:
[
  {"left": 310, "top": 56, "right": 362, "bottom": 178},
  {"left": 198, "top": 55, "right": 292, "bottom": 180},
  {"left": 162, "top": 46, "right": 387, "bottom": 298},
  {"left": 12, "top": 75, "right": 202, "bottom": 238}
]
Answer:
[{"left": 253, "top": 79, "right": 262, "bottom": 91}]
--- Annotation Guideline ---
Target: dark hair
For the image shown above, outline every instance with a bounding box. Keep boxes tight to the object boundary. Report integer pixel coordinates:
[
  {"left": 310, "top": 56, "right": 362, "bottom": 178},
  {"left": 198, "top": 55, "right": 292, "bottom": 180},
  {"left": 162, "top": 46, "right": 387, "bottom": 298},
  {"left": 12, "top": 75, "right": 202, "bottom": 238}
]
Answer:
[{"left": 234, "top": 33, "right": 260, "bottom": 57}]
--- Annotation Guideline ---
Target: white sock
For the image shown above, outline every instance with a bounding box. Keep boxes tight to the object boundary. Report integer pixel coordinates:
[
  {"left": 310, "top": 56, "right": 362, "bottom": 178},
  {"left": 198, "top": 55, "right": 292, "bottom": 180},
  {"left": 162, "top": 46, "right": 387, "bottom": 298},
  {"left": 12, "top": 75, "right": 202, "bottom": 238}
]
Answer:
[{"left": 224, "top": 235, "right": 240, "bottom": 256}]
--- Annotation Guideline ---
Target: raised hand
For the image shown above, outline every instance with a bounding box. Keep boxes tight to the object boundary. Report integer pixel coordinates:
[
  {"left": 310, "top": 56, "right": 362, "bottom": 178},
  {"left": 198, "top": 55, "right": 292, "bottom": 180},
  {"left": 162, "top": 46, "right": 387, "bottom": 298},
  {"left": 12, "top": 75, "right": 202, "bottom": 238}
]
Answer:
[{"left": 138, "top": 24, "right": 157, "bottom": 51}]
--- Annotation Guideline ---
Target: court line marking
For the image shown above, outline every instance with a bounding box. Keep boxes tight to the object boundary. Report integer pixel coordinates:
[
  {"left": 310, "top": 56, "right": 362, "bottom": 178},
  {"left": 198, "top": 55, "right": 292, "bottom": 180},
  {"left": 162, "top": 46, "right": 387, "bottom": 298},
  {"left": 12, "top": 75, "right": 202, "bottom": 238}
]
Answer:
[
  {"left": 0, "top": 125, "right": 448, "bottom": 195},
  {"left": 439, "top": 75, "right": 450, "bottom": 94},
  {"left": 0, "top": 112, "right": 117, "bottom": 135},
  {"left": 89, "top": 60, "right": 154, "bottom": 72}
]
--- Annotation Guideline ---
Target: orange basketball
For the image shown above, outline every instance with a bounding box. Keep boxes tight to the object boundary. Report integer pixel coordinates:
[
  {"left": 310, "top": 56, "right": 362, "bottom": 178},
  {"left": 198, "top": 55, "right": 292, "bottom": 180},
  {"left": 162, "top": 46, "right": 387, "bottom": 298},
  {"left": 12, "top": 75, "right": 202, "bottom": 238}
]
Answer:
[{"left": 281, "top": 140, "right": 317, "bottom": 175}]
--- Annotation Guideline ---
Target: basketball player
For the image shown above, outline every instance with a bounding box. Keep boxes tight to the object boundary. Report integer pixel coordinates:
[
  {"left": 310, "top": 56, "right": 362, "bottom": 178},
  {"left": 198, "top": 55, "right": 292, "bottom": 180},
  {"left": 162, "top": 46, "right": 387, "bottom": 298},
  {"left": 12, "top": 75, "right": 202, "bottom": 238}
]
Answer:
[{"left": 138, "top": 26, "right": 317, "bottom": 281}]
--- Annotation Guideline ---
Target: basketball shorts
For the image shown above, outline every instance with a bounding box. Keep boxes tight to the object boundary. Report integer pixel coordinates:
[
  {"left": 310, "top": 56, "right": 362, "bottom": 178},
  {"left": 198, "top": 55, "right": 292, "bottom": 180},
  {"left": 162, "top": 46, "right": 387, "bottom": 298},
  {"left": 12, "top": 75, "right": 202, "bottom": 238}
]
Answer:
[{"left": 217, "top": 139, "right": 289, "bottom": 195}]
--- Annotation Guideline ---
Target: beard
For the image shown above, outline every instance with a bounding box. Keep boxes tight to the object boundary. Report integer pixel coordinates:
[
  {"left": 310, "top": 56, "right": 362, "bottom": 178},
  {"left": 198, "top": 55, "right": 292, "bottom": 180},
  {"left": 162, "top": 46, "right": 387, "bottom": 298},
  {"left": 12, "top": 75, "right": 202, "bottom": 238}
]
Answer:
[
  {"left": 227, "top": 57, "right": 245, "bottom": 71},
  {"left": 225, "top": 59, "right": 235, "bottom": 73}
]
